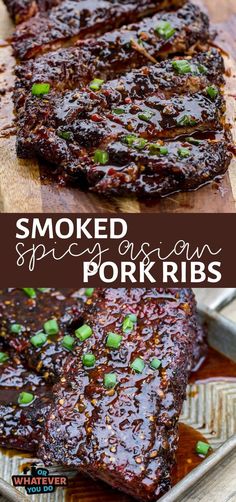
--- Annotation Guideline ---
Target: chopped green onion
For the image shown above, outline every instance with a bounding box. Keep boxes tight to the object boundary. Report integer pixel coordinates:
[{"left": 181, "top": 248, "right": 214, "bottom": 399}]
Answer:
[
  {"left": 131, "top": 357, "right": 145, "bottom": 373},
  {"left": 106, "top": 332, "right": 122, "bottom": 349},
  {"left": 138, "top": 111, "right": 154, "bottom": 122},
  {"left": 155, "top": 21, "right": 176, "bottom": 40},
  {"left": 178, "top": 115, "right": 197, "bottom": 127},
  {"left": 186, "top": 137, "right": 200, "bottom": 146},
  {"left": 10, "top": 324, "right": 24, "bottom": 334},
  {"left": 22, "top": 288, "right": 36, "bottom": 299},
  {"left": 94, "top": 149, "right": 109, "bottom": 165},
  {"left": 123, "top": 134, "right": 138, "bottom": 146},
  {"left": 150, "top": 358, "right": 162, "bottom": 370},
  {"left": 37, "top": 288, "right": 50, "bottom": 292},
  {"left": 172, "top": 60, "right": 192, "bottom": 74},
  {"left": 31, "top": 83, "right": 51, "bottom": 96},
  {"left": 0, "top": 352, "right": 9, "bottom": 363},
  {"left": 57, "top": 130, "right": 72, "bottom": 140},
  {"left": 82, "top": 353, "right": 96, "bottom": 367},
  {"left": 178, "top": 147, "right": 191, "bottom": 158},
  {"left": 30, "top": 332, "right": 47, "bottom": 348},
  {"left": 149, "top": 144, "right": 168, "bottom": 155},
  {"left": 198, "top": 64, "right": 207, "bottom": 74},
  {"left": 89, "top": 78, "right": 104, "bottom": 91},
  {"left": 44, "top": 319, "right": 59, "bottom": 336},
  {"left": 62, "top": 335, "right": 75, "bottom": 351},
  {"left": 84, "top": 288, "right": 94, "bottom": 297},
  {"left": 135, "top": 138, "right": 148, "bottom": 150},
  {"left": 206, "top": 85, "right": 219, "bottom": 99},
  {"left": 127, "top": 313, "right": 137, "bottom": 323},
  {"left": 122, "top": 316, "right": 134, "bottom": 333},
  {"left": 18, "top": 392, "right": 34, "bottom": 405},
  {"left": 112, "top": 108, "right": 125, "bottom": 115},
  {"left": 196, "top": 441, "right": 211, "bottom": 456},
  {"left": 104, "top": 373, "right": 117, "bottom": 389},
  {"left": 75, "top": 324, "right": 93, "bottom": 342},
  {"left": 137, "top": 38, "right": 144, "bottom": 46}
]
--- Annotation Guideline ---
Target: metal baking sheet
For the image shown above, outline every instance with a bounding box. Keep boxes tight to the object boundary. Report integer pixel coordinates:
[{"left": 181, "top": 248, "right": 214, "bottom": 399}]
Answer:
[{"left": 0, "top": 289, "right": 236, "bottom": 502}]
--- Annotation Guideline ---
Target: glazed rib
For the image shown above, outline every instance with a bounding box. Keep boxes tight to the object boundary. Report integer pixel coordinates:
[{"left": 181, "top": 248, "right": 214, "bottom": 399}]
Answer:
[
  {"left": 38, "top": 288, "right": 206, "bottom": 501},
  {"left": 0, "top": 359, "right": 51, "bottom": 451},
  {"left": 87, "top": 135, "right": 232, "bottom": 196},
  {"left": 15, "top": 50, "right": 229, "bottom": 197},
  {"left": 2, "top": 0, "right": 60, "bottom": 24},
  {"left": 0, "top": 288, "right": 85, "bottom": 381},
  {"left": 12, "top": 0, "right": 186, "bottom": 60},
  {"left": 15, "top": 1, "right": 210, "bottom": 104}
]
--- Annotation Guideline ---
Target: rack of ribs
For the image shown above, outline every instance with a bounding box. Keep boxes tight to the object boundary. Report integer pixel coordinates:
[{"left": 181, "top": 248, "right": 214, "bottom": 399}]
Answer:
[
  {"left": 38, "top": 288, "right": 206, "bottom": 501},
  {"left": 0, "top": 288, "right": 206, "bottom": 501}
]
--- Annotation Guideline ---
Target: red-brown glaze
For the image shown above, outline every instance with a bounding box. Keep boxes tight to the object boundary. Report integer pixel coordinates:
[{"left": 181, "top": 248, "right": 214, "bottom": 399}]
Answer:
[{"left": 190, "top": 346, "right": 236, "bottom": 383}]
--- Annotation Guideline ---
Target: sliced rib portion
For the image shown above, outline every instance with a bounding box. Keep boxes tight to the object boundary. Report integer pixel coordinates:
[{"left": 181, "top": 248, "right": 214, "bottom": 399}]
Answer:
[
  {"left": 38, "top": 288, "right": 206, "bottom": 502},
  {"left": 0, "top": 358, "right": 51, "bottom": 451},
  {"left": 87, "top": 134, "right": 232, "bottom": 196},
  {"left": 0, "top": 288, "right": 85, "bottom": 382},
  {"left": 15, "top": 1, "right": 210, "bottom": 102},
  {"left": 12, "top": 0, "right": 186, "bottom": 60}
]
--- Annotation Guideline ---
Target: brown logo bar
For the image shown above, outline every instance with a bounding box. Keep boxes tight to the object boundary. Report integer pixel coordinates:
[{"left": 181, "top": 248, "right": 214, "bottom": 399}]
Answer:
[{"left": 0, "top": 214, "right": 234, "bottom": 287}]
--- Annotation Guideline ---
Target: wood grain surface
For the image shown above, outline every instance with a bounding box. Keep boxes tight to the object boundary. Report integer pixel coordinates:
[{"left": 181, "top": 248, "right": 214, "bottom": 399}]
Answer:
[{"left": 0, "top": 0, "right": 235, "bottom": 213}]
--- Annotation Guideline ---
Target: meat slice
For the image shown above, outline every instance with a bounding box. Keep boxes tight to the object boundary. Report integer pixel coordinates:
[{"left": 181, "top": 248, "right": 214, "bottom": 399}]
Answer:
[
  {"left": 39, "top": 288, "right": 206, "bottom": 501},
  {"left": 0, "top": 358, "right": 51, "bottom": 451},
  {"left": 11, "top": 0, "right": 186, "bottom": 60},
  {"left": 2, "top": 0, "right": 60, "bottom": 24},
  {"left": 0, "top": 288, "right": 86, "bottom": 381},
  {"left": 15, "top": 2, "right": 210, "bottom": 104},
  {"left": 87, "top": 134, "right": 232, "bottom": 196}
]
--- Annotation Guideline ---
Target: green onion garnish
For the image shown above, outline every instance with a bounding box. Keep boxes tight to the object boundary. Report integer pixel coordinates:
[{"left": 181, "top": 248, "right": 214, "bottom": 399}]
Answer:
[
  {"left": 37, "top": 288, "right": 50, "bottom": 292},
  {"left": 155, "top": 21, "right": 176, "bottom": 40},
  {"left": 172, "top": 60, "right": 192, "bottom": 74},
  {"left": 138, "top": 111, "right": 154, "bottom": 122},
  {"left": 178, "top": 115, "right": 197, "bottom": 127},
  {"left": 0, "top": 352, "right": 9, "bottom": 363},
  {"left": 131, "top": 357, "right": 145, "bottom": 374},
  {"left": 31, "top": 83, "right": 51, "bottom": 96},
  {"left": 30, "top": 332, "right": 47, "bottom": 348},
  {"left": 106, "top": 332, "right": 122, "bottom": 349},
  {"left": 10, "top": 324, "right": 24, "bottom": 334},
  {"left": 135, "top": 138, "right": 148, "bottom": 149},
  {"left": 206, "top": 85, "right": 219, "bottom": 99},
  {"left": 186, "top": 137, "right": 200, "bottom": 146},
  {"left": 123, "top": 134, "right": 138, "bottom": 147},
  {"left": 198, "top": 64, "right": 207, "bottom": 74},
  {"left": 149, "top": 144, "right": 168, "bottom": 155},
  {"left": 178, "top": 147, "right": 191, "bottom": 158},
  {"left": 44, "top": 319, "right": 59, "bottom": 336},
  {"left": 89, "top": 78, "right": 104, "bottom": 91},
  {"left": 82, "top": 353, "right": 96, "bottom": 367},
  {"left": 104, "top": 373, "right": 117, "bottom": 389},
  {"left": 112, "top": 108, "right": 125, "bottom": 115},
  {"left": 75, "top": 324, "right": 92, "bottom": 342},
  {"left": 22, "top": 288, "right": 36, "bottom": 299},
  {"left": 57, "top": 130, "right": 72, "bottom": 141},
  {"left": 196, "top": 441, "right": 211, "bottom": 456},
  {"left": 94, "top": 149, "right": 109, "bottom": 165},
  {"left": 84, "top": 288, "right": 94, "bottom": 297},
  {"left": 62, "top": 335, "right": 75, "bottom": 351},
  {"left": 122, "top": 316, "right": 134, "bottom": 333},
  {"left": 18, "top": 392, "right": 34, "bottom": 405},
  {"left": 150, "top": 358, "right": 162, "bottom": 370}
]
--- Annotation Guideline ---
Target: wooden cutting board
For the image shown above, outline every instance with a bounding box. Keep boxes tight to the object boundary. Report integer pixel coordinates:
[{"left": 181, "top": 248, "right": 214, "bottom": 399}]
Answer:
[{"left": 0, "top": 0, "right": 235, "bottom": 213}]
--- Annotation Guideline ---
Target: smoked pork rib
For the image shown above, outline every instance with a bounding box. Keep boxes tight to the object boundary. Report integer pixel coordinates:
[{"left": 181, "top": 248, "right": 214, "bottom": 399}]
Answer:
[
  {"left": 2, "top": 0, "right": 60, "bottom": 24},
  {"left": 39, "top": 288, "right": 206, "bottom": 501},
  {"left": 15, "top": 50, "right": 230, "bottom": 196},
  {"left": 0, "top": 288, "right": 85, "bottom": 382},
  {"left": 11, "top": 0, "right": 185, "bottom": 60},
  {"left": 14, "top": 1, "right": 210, "bottom": 105},
  {"left": 0, "top": 358, "right": 51, "bottom": 451}
]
